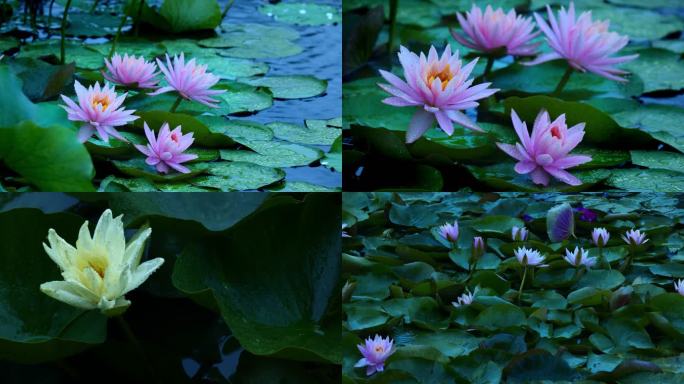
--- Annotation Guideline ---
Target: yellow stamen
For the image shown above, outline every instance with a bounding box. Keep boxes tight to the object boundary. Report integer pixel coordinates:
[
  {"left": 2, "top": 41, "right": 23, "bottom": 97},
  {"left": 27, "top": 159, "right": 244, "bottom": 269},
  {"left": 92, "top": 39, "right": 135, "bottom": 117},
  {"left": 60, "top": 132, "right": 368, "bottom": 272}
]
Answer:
[
  {"left": 91, "top": 94, "right": 111, "bottom": 111},
  {"left": 426, "top": 64, "right": 454, "bottom": 91}
]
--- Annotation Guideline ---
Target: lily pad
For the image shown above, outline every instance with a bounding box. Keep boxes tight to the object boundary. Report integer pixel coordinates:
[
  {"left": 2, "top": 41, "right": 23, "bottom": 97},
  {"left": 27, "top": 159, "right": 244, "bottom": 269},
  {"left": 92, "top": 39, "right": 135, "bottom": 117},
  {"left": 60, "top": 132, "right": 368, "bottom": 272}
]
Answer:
[
  {"left": 630, "top": 151, "right": 684, "bottom": 173},
  {"left": 612, "top": 104, "right": 684, "bottom": 154},
  {"left": 220, "top": 140, "right": 323, "bottom": 168},
  {"left": 321, "top": 136, "right": 343, "bottom": 172},
  {"left": 244, "top": 75, "right": 328, "bottom": 99},
  {"left": 112, "top": 158, "right": 209, "bottom": 182},
  {"left": 267, "top": 121, "right": 340, "bottom": 145},
  {"left": 192, "top": 161, "right": 285, "bottom": 191},
  {"left": 159, "top": 0, "right": 222, "bottom": 33},
  {"left": 606, "top": 169, "right": 684, "bottom": 192},
  {"left": 621, "top": 48, "right": 684, "bottom": 93},
  {"left": 591, "top": 7, "right": 684, "bottom": 41}
]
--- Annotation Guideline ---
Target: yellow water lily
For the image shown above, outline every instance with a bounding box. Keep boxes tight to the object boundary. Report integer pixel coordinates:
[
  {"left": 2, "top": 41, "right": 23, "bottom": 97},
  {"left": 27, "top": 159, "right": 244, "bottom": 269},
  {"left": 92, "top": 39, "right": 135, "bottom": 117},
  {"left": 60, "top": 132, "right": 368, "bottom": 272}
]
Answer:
[{"left": 40, "top": 209, "right": 164, "bottom": 315}]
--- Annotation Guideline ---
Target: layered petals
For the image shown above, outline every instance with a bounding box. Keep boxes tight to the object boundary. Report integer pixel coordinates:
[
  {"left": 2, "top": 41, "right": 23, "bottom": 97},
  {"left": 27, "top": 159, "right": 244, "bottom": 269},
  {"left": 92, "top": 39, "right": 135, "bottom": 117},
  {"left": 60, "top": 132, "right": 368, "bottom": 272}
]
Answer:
[
  {"left": 497, "top": 109, "right": 592, "bottom": 186},
  {"left": 149, "top": 53, "right": 225, "bottom": 108},
  {"left": 40, "top": 209, "right": 164, "bottom": 315},
  {"left": 134, "top": 122, "right": 198, "bottom": 174},
  {"left": 451, "top": 5, "right": 540, "bottom": 56},
  {"left": 104, "top": 53, "right": 159, "bottom": 89},
  {"left": 564, "top": 247, "right": 596, "bottom": 267},
  {"left": 379, "top": 45, "right": 498, "bottom": 143},
  {"left": 524, "top": 2, "right": 638, "bottom": 82},
  {"left": 60, "top": 81, "right": 138, "bottom": 143},
  {"left": 355, "top": 335, "right": 396, "bottom": 376}
]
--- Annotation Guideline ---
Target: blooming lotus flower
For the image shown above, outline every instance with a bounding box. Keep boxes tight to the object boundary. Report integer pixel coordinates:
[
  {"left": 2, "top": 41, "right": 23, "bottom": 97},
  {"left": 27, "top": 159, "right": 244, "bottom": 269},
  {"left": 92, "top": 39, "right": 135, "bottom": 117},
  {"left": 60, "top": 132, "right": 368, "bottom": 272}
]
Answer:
[
  {"left": 564, "top": 246, "right": 596, "bottom": 268},
  {"left": 622, "top": 229, "right": 648, "bottom": 246},
  {"left": 675, "top": 280, "right": 684, "bottom": 296},
  {"left": 150, "top": 53, "right": 225, "bottom": 108},
  {"left": 577, "top": 207, "right": 597, "bottom": 222},
  {"left": 134, "top": 122, "right": 198, "bottom": 174},
  {"left": 40, "top": 209, "right": 164, "bottom": 315},
  {"left": 512, "top": 226, "right": 529, "bottom": 241},
  {"left": 104, "top": 53, "right": 159, "bottom": 89},
  {"left": 60, "top": 81, "right": 138, "bottom": 143},
  {"left": 439, "top": 221, "right": 459, "bottom": 243},
  {"left": 524, "top": 2, "right": 638, "bottom": 82},
  {"left": 451, "top": 5, "right": 540, "bottom": 56},
  {"left": 515, "top": 247, "right": 547, "bottom": 267},
  {"left": 497, "top": 109, "right": 592, "bottom": 186},
  {"left": 378, "top": 45, "right": 498, "bottom": 143},
  {"left": 592, "top": 228, "right": 610, "bottom": 247},
  {"left": 355, "top": 335, "right": 396, "bottom": 376},
  {"left": 452, "top": 287, "right": 478, "bottom": 308}
]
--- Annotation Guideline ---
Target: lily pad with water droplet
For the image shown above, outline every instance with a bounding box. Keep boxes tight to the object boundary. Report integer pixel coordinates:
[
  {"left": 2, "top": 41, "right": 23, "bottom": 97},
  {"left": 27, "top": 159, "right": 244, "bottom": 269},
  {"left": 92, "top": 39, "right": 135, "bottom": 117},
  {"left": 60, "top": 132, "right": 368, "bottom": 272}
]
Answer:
[
  {"left": 630, "top": 151, "right": 684, "bottom": 174},
  {"left": 191, "top": 161, "right": 285, "bottom": 191},
  {"left": 260, "top": 2, "right": 341, "bottom": 26},
  {"left": 196, "top": 116, "right": 274, "bottom": 141},
  {"left": 606, "top": 168, "right": 684, "bottom": 192},
  {"left": 621, "top": 48, "right": 684, "bottom": 93},
  {"left": 220, "top": 140, "right": 324, "bottom": 168},
  {"left": 267, "top": 181, "right": 340, "bottom": 192},
  {"left": 244, "top": 75, "right": 328, "bottom": 100},
  {"left": 112, "top": 158, "right": 209, "bottom": 182},
  {"left": 267, "top": 121, "right": 340, "bottom": 146},
  {"left": 612, "top": 104, "right": 684, "bottom": 154},
  {"left": 591, "top": 7, "right": 684, "bottom": 41},
  {"left": 18, "top": 41, "right": 105, "bottom": 70}
]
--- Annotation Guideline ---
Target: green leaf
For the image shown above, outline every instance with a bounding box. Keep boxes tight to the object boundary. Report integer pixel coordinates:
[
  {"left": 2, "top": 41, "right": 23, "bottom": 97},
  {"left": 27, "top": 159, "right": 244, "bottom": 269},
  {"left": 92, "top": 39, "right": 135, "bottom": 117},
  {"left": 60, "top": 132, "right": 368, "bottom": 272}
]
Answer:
[
  {"left": 172, "top": 195, "right": 341, "bottom": 363},
  {"left": 576, "top": 270, "right": 625, "bottom": 290},
  {"left": 159, "top": 0, "right": 221, "bottom": 33},
  {"left": 0, "top": 209, "right": 106, "bottom": 363},
  {"left": 112, "top": 158, "right": 209, "bottom": 182},
  {"left": 207, "top": 24, "right": 303, "bottom": 59},
  {"left": 192, "top": 162, "right": 286, "bottom": 191},
  {"left": 613, "top": 104, "right": 684, "bottom": 154},
  {"left": 0, "top": 66, "right": 37, "bottom": 127},
  {"left": 132, "top": 110, "right": 235, "bottom": 147},
  {"left": 244, "top": 75, "right": 328, "bottom": 99},
  {"left": 321, "top": 136, "right": 342, "bottom": 172},
  {"left": 474, "top": 304, "right": 526, "bottom": 330},
  {"left": 220, "top": 140, "right": 323, "bottom": 168},
  {"left": 606, "top": 169, "right": 684, "bottom": 192},
  {"left": 267, "top": 121, "right": 340, "bottom": 146},
  {"left": 591, "top": 7, "right": 684, "bottom": 41},
  {"left": 259, "top": 2, "right": 341, "bottom": 26},
  {"left": 622, "top": 49, "right": 684, "bottom": 93},
  {"left": 630, "top": 151, "right": 684, "bottom": 173}
]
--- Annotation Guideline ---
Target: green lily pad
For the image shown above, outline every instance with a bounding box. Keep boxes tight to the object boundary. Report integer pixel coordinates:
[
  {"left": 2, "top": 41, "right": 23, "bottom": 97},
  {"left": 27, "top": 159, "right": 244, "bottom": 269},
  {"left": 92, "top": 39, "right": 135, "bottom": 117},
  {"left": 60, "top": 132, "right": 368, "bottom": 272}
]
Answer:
[
  {"left": 612, "top": 104, "right": 684, "bottom": 154},
  {"left": 208, "top": 24, "right": 303, "bottom": 59},
  {"left": 606, "top": 169, "right": 684, "bottom": 192},
  {"left": 321, "top": 136, "right": 342, "bottom": 172},
  {"left": 112, "top": 158, "right": 209, "bottom": 182},
  {"left": 172, "top": 195, "right": 341, "bottom": 363},
  {"left": 267, "top": 181, "right": 340, "bottom": 192},
  {"left": 85, "top": 131, "right": 145, "bottom": 157},
  {"left": 66, "top": 13, "right": 126, "bottom": 37},
  {"left": 98, "top": 175, "right": 159, "bottom": 192},
  {"left": 159, "top": 0, "right": 222, "bottom": 33},
  {"left": 630, "top": 151, "right": 684, "bottom": 173},
  {"left": 466, "top": 163, "right": 610, "bottom": 192},
  {"left": 0, "top": 209, "right": 107, "bottom": 363},
  {"left": 132, "top": 110, "right": 235, "bottom": 147},
  {"left": 89, "top": 39, "right": 167, "bottom": 58},
  {"left": 260, "top": 2, "right": 341, "bottom": 26},
  {"left": 591, "top": 7, "right": 684, "bottom": 41},
  {"left": 220, "top": 140, "right": 323, "bottom": 168},
  {"left": 192, "top": 161, "right": 285, "bottom": 191},
  {"left": 267, "top": 121, "right": 340, "bottom": 145},
  {"left": 193, "top": 56, "right": 270, "bottom": 80},
  {"left": 244, "top": 75, "right": 328, "bottom": 99},
  {"left": 621, "top": 49, "right": 684, "bottom": 93},
  {"left": 197, "top": 116, "right": 274, "bottom": 141},
  {"left": 18, "top": 41, "right": 104, "bottom": 70}
]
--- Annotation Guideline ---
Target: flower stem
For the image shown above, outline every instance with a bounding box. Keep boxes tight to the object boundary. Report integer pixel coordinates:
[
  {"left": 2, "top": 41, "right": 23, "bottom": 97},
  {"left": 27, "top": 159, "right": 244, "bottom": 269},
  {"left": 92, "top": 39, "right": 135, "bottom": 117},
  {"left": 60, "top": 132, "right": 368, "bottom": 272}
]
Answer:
[
  {"left": 134, "top": 0, "right": 145, "bottom": 36},
  {"left": 552, "top": 66, "right": 573, "bottom": 96},
  {"left": 59, "top": 0, "right": 73, "bottom": 64},
  {"left": 518, "top": 266, "right": 527, "bottom": 304},
  {"left": 169, "top": 95, "right": 183, "bottom": 113},
  {"left": 109, "top": 13, "right": 129, "bottom": 59},
  {"left": 600, "top": 247, "right": 611, "bottom": 270},
  {"left": 116, "top": 316, "right": 159, "bottom": 383},
  {"left": 483, "top": 56, "right": 495, "bottom": 80}
]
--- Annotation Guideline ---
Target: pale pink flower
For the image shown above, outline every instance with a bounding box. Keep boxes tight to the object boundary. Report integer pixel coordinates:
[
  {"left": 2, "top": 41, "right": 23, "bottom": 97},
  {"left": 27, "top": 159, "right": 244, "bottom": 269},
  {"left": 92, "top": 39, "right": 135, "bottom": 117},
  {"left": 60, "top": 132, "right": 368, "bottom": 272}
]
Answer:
[
  {"left": 473, "top": 236, "right": 485, "bottom": 255},
  {"left": 496, "top": 109, "right": 591, "bottom": 186},
  {"left": 451, "top": 5, "right": 540, "bottom": 56},
  {"left": 378, "top": 45, "right": 498, "bottom": 143},
  {"left": 134, "top": 122, "right": 198, "bottom": 174},
  {"left": 150, "top": 53, "right": 225, "bottom": 108},
  {"left": 355, "top": 335, "right": 395, "bottom": 376},
  {"left": 622, "top": 229, "right": 648, "bottom": 246},
  {"left": 592, "top": 228, "right": 610, "bottom": 247},
  {"left": 675, "top": 280, "right": 684, "bottom": 296},
  {"left": 524, "top": 2, "right": 638, "bottom": 82},
  {"left": 452, "top": 287, "right": 478, "bottom": 308},
  {"left": 60, "top": 80, "right": 138, "bottom": 143},
  {"left": 512, "top": 226, "right": 529, "bottom": 241},
  {"left": 564, "top": 246, "right": 596, "bottom": 268},
  {"left": 439, "top": 221, "right": 459, "bottom": 243},
  {"left": 104, "top": 53, "right": 159, "bottom": 89}
]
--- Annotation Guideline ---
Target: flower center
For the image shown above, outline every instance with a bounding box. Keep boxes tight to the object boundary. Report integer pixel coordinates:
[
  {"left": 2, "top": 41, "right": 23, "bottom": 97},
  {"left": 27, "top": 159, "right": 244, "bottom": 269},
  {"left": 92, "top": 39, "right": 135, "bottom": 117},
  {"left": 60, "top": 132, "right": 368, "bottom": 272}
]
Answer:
[
  {"left": 170, "top": 132, "right": 180, "bottom": 144},
  {"left": 427, "top": 64, "right": 453, "bottom": 91},
  {"left": 375, "top": 346, "right": 384, "bottom": 353},
  {"left": 550, "top": 125, "right": 563, "bottom": 139},
  {"left": 91, "top": 94, "right": 111, "bottom": 112}
]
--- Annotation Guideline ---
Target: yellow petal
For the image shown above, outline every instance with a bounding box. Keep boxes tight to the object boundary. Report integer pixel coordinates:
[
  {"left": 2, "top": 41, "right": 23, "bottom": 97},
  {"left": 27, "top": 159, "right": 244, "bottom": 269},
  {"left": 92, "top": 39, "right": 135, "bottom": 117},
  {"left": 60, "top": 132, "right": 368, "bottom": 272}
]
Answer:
[
  {"left": 124, "top": 258, "right": 164, "bottom": 295},
  {"left": 123, "top": 227, "right": 152, "bottom": 268},
  {"left": 40, "top": 281, "right": 98, "bottom": 309},
  {"left": 93, "top": 209, "right": 126, "bottom": 263}
]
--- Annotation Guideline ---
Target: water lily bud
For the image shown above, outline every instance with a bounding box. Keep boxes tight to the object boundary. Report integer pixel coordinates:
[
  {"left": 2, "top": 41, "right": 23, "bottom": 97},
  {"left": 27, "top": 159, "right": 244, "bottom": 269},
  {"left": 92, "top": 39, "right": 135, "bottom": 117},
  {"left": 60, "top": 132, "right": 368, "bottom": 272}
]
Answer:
[
  {"left": 592, "top": 227, "right": 610, "bottom": 248},
  {"left": 512, "top": 226, "right": 528, "bottom": 241},
  {"left": 472, "top": 236, "right": 486, "bottom": 258}
]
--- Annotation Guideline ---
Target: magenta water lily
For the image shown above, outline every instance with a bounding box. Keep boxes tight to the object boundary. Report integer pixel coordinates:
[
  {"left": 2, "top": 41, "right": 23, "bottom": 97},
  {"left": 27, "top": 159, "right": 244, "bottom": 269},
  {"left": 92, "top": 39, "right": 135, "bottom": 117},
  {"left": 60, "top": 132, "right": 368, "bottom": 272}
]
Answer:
[
  {"left": 150, "top": 53, "right": 226, "bottom": 110},
  {"left": 134, "top": 122, "right": 198, "bottom": 174},
  {"left": 497, "top": 109, "right": 592, "bottom": 186},
  {"left": 378, "top": 45, "right": 498, "bottom": 143},
  {"left": 525, "top": 2, "right": 638, "bottom": 83},
  {"left": 438, "top": 220, "right": 459, "bottom": 243},
  {"left": 355, "top": 335, "right": 395, "bottom": 376},
  {"left": 60, "top": 80, "right": 138, "bottom": 143},
  {"left": 452, "top": 5, "right": 540, "bottom": 57},
  {"left": 104, "top": 53, "right": 159, "bottom": 89}
]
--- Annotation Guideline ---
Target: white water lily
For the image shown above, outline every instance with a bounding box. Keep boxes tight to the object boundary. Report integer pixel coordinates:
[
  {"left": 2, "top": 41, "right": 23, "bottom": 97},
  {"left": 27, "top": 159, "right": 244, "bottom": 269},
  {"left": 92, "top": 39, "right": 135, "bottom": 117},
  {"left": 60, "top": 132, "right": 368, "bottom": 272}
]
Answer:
[{"left": 40, "top": 209, "right": 164, "bottom": 315}]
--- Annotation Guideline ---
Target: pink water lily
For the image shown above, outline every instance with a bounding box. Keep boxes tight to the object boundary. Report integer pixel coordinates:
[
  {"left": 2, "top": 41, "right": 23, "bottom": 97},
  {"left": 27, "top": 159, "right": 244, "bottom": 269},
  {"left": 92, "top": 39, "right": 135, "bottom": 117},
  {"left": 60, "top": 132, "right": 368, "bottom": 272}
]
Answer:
[
  {"left": 104, "top": 53, "right": 159, "bottom": 89},
  {"left": 60, "top": 80, "right": 138, "bottom": 143},
  {"left": 150, "top": 53, "right": 225, "bottom": 108},
  {"left": 378, "top": 45, "right": 498, "bottom": 143},
  {"left": 355, "top": 335, "right": 395, "bottom": 376},
  {"left": 134, "top": 122, "right": 198, "bottom": 174},
  {"left": 497, "top": 109, "right": 592, "bottom": 186},
  {"left": 451, "top": 5, "right": 540, "bottom": 56},
  {"left": 524, "top": 2, "right": 638, "bottom": 82}
]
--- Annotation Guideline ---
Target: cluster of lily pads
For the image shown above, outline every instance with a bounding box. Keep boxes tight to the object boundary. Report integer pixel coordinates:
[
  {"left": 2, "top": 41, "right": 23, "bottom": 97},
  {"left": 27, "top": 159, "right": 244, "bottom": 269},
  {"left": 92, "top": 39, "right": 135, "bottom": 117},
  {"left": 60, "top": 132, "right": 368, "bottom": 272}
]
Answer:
[
  {"left": 343, "top": 0, "right": 684, "bottom": 191},
  {"left": 342, "top": 192, "right": 684, "bottom": 383},
  {"left": 0, "top": 193, "right": 341, "bottom": 382},
  {"left": 0, "top": 0, "right": 341, "bottom": 192}
]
